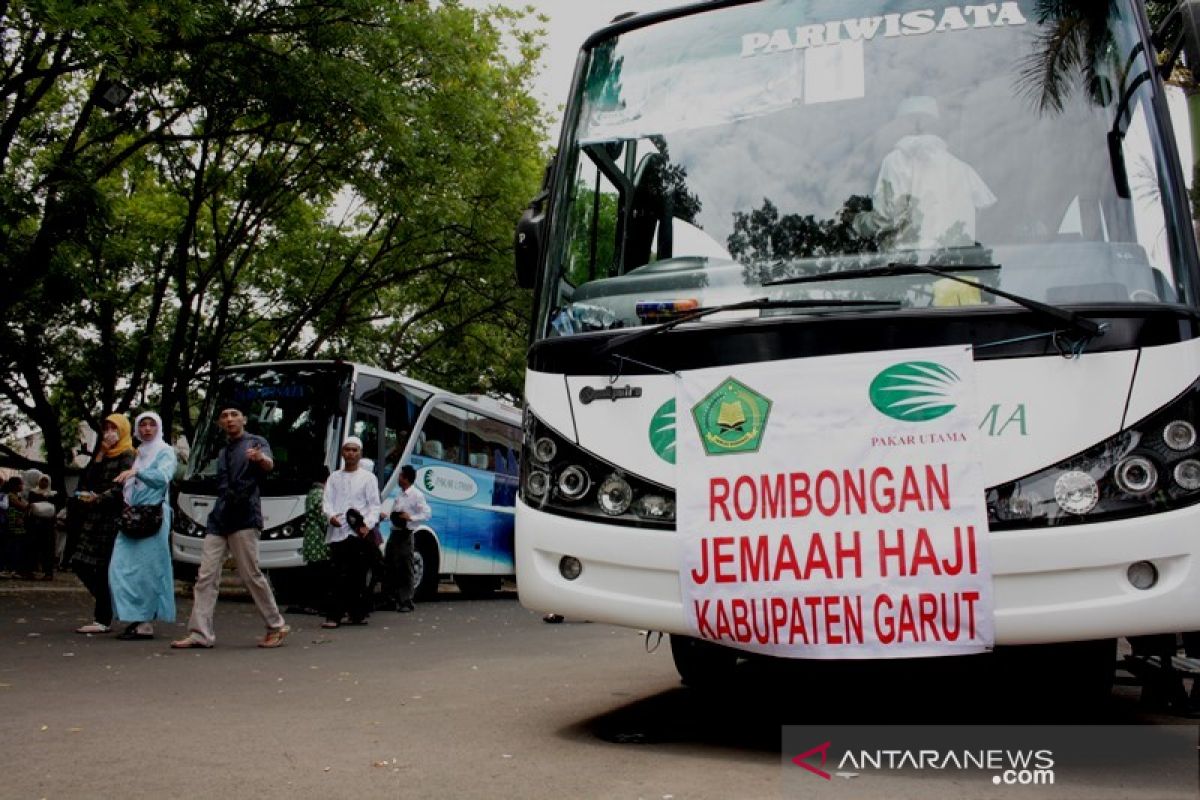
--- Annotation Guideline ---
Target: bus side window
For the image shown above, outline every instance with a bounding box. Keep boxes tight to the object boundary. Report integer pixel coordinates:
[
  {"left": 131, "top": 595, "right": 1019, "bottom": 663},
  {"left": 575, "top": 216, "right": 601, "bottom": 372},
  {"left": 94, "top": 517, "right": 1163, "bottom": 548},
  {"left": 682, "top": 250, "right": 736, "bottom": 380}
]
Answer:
[
  {"left": 418, "top": 404, "right": 467, "bottom": 465},
  {"left": 351, "top": 413, "right": 381, "bottom": 474},
  {"left": 489, "top": 419, "right": 522, "bottom": 506},
  {"left": 382, "top": 380, "right": 430, "bottom": 480}
]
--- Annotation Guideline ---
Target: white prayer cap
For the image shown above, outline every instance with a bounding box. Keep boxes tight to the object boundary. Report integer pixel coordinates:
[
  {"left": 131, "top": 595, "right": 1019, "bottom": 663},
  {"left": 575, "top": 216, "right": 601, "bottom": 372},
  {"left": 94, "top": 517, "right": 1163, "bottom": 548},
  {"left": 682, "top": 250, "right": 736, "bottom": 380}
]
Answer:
[
  {"left": 342, "top": 436, "right": 364, "bottom": 449},
  {"left": 897, "top": 95, "right": 939, "bottom": 120}
]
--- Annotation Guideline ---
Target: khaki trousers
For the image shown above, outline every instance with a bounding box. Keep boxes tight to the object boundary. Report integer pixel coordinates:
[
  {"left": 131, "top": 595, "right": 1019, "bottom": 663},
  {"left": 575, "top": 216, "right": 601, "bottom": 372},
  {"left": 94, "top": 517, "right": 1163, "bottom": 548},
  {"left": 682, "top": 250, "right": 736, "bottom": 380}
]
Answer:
[{"left": 186, "top": 529, "right": 284, "bottom": 645}]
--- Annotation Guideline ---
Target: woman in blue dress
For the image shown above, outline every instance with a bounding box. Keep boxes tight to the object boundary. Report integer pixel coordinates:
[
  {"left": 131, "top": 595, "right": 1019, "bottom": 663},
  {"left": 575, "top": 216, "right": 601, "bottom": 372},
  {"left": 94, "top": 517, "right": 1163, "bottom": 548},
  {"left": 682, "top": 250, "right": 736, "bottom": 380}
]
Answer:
[{"left": 110, "top": 411, "right": 177, "bottom": 640}]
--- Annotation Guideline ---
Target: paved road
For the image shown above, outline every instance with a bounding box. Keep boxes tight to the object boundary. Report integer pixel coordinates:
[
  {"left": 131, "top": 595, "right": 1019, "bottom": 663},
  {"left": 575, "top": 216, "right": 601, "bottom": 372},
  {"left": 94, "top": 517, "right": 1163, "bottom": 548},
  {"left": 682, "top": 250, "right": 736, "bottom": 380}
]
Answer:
[{"left": 0, "top": 577, "right": 1180, "bottom": 799}]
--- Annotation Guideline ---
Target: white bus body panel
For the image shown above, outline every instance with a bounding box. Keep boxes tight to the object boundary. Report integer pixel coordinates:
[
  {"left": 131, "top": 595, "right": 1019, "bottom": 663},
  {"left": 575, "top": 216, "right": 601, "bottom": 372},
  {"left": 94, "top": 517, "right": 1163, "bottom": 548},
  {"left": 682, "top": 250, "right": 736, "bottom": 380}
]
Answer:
[
  {"left": 518, "top": 339, "right": 1200, "bottom": 643},
  {"left": 551, "top": 350, "right": 1139, "bottom": 492},
  {"left": 516, "top": 498, "right": 1200, "bottom": 644},
  {"left": 171, "top": 494, "right": 306, "bottom": 570}
]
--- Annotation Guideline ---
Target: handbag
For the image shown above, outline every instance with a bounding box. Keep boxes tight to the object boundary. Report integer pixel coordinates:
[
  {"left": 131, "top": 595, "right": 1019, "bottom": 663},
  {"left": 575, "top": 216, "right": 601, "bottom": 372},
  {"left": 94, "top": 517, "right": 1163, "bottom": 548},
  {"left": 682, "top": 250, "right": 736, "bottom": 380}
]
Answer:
[
  {"left": 29, "top": 501, "right": 57, "bottom": 519},
  {"left": 346, "top": 507, "right": 383, "bottom": 547},
  {"left": 120, "top": 504, "right": 163, "bottom": 539}
]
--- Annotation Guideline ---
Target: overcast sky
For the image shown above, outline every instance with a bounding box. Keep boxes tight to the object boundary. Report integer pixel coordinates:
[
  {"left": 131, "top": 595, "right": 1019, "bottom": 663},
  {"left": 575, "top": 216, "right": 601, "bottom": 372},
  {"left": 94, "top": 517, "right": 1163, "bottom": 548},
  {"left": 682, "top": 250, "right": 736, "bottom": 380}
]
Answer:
[{"left": 466, "top": 0, "right": 684, "bottom": 140}]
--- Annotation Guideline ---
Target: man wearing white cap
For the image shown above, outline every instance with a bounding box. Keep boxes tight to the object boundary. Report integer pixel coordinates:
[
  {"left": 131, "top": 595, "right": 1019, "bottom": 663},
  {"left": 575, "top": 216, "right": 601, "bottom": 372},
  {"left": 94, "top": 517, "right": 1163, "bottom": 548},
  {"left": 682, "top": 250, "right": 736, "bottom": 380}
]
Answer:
[{"left": 321, "top": 436, "right": 381, "bottom": 627}]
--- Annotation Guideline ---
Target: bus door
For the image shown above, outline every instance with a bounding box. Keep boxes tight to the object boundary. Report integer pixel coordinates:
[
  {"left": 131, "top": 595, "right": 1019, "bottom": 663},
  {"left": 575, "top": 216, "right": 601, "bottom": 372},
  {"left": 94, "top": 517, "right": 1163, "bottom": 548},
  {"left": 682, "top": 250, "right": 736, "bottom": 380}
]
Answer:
[
  {"left": 350, "top": 405, "right": 384, "bottom": 487},
  {"left": 411, "top": 402, "right": 469, "bottom": 572},
  {"left": 464, "top": 411, "right": 520, "bottom": 575}
]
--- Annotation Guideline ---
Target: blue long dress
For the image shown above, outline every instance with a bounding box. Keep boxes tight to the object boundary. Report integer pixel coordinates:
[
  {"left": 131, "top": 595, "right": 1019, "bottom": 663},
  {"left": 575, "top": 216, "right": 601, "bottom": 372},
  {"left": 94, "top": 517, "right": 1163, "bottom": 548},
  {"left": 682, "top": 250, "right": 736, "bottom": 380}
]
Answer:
[{"left": 109, "top": 447, "right": 177, "bottom": 623}]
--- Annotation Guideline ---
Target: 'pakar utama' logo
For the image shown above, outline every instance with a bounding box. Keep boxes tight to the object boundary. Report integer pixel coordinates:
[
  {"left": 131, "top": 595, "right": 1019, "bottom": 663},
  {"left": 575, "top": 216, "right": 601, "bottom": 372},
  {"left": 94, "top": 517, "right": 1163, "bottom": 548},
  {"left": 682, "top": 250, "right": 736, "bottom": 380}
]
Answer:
[
  {"left": 691, "top": 378, "right": 771, "bottom": 456},
  {"left": 869, "top": 361, "right": 961, "bottom": 422},
  {"left": 648, "top": 399, "right": 677, "bottom": 464}
]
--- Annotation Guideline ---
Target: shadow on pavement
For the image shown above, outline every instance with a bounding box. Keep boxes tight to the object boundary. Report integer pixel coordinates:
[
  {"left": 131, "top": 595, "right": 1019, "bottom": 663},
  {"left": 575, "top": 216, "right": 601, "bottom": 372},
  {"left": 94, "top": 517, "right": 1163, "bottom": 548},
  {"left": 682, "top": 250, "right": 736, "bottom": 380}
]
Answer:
[{"left": 572, "top": 654, "right": 1162, "bottom": 753}]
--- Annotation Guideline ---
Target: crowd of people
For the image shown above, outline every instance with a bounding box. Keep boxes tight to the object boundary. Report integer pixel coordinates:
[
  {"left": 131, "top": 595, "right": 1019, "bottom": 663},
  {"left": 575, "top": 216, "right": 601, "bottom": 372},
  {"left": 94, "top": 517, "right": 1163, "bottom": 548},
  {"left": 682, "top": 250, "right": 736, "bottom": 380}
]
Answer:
[
  {"left": 1, "top": 467, "right": 59, "bottom": 581},
  {"left": 0, "top": 402, "right": 433, "bottom": 649}
]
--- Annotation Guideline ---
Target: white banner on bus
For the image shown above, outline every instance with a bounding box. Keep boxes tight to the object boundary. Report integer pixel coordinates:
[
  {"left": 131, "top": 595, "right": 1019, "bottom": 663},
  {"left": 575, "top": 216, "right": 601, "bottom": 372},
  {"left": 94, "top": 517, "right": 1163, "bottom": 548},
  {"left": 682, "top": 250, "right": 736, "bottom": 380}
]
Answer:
[{"left": 676, "top": 345, "right": 992, "bottom": 659}]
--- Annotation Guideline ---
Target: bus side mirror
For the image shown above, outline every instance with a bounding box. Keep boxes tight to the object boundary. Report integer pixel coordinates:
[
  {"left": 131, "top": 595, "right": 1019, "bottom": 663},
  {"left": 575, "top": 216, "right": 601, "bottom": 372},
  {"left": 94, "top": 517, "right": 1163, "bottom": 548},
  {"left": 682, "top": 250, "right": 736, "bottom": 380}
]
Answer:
[
  {"left": 514, "top": 201, "right": 544, "bottom": 290},
  {"left": 515, "top": 157, "right": 556, "bottom": 290},
  {"left": 1156, "top": 0, "right": 1200, "bottom": 88}
]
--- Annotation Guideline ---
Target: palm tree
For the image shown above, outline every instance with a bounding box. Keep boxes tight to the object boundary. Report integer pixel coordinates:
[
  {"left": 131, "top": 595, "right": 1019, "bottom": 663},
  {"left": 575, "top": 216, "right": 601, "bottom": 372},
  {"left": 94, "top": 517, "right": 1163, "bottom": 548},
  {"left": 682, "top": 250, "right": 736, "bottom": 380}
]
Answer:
[
  {"left": 1017, "top": 0, "right": 1122, "bottom": 114},
  {"left": 1020, "top": 1, "right": 1200, "bottom": 228}
]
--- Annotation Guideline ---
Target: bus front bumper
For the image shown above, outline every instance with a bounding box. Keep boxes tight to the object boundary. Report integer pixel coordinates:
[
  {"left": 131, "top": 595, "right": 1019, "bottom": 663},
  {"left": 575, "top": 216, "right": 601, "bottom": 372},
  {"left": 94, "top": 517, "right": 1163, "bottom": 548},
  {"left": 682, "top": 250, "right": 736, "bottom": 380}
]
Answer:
[
  {"left": 171, "top": 533, "right": 305, "bottom": 571},
  {"left": 515, "top": 499, "right": 1200, "bottom": 645}
]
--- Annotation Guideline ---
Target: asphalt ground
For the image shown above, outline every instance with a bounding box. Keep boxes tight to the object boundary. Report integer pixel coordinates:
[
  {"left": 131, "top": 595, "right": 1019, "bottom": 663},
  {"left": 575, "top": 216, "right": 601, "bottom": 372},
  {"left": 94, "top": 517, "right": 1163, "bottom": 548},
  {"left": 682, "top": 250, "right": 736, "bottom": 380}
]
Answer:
[{"left": 0, "top": 574, "right": 1192, "bottom": 799}]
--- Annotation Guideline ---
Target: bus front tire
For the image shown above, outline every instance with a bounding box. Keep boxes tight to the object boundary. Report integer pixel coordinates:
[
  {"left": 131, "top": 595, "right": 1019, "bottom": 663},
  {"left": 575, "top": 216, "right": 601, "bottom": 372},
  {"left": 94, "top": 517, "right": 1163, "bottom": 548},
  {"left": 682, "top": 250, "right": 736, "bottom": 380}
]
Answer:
[
  {"left": 670, "top": 634, "right": 739, "bottom": 689},
  {"left": 413, "top": 537, "right": 440, "bottom": 601}
]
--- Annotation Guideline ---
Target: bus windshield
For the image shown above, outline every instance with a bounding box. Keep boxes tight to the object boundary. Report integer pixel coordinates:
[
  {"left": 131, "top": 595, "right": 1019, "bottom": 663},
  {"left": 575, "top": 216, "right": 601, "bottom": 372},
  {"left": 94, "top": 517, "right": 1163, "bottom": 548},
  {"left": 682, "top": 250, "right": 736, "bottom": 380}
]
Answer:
[
  {"left": 183, "top": 363, "right": 351, "bottom": 496},
  {"left": 543, "top": 0, "right": 1195, "bottom": 337}
]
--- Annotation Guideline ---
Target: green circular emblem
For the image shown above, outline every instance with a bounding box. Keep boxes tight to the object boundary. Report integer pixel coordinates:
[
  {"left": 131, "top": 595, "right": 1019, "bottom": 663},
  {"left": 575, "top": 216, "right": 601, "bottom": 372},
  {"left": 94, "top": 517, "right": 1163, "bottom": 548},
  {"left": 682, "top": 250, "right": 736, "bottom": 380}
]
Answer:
[
  {"left": 869, "top": 361, "right": 960, "bottom": 422},
  {"left": 648, "top": 399, "right": 677, "bottom": 464}
]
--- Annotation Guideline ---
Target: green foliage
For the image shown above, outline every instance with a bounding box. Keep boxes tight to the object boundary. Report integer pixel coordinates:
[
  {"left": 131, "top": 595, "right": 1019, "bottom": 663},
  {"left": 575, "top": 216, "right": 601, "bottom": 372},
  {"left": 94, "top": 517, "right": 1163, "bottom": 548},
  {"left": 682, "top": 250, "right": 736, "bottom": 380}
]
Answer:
[
  {"left": 0, "top": 0, "right": 547, "bottom": 480},
  {"left": 566, "top": 179, "right": 619, "bottom": 285},
  {"left": 727, "top": 196, "right": 876, "bottom": 273}
]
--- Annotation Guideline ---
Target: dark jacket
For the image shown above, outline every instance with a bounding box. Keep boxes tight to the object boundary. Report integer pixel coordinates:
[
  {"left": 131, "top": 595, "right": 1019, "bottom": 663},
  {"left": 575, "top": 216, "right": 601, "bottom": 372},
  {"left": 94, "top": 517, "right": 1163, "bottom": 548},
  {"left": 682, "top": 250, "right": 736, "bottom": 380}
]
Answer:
[
  {"left": 70, "top": 451, "right": 136, "bottom": 567},
  {"left": 206, "top": 433, "right": 273, "bottom": 535}
]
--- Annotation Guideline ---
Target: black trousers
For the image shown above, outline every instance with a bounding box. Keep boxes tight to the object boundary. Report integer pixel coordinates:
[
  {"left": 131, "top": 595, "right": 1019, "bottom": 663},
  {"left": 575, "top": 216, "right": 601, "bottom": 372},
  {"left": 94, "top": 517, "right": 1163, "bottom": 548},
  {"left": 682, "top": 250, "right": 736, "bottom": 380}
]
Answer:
[
  {"left": 328, "top": 537, "right": 372, "bottom": 623},
  {"left": 75, "top": 561, "right": 114, "bottom": 626},
  {"left": 384, "top": 528, "right": 415, "bottom": 607},
  {"left": 302, "top": 560, "right": 333, "bottom": 614},
  {"left": 27, "top": 516, "right": 56, "bottom": 576}
]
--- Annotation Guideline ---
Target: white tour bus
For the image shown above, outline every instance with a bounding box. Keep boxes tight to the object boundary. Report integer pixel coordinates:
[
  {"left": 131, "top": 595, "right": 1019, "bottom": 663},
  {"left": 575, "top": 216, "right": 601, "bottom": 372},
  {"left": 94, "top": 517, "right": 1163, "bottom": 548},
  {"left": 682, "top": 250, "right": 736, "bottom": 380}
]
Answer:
[
  {"left": 173, "top": 361, "right": 522, "bottom": 599},
  {"left": 513, "top": 0, "right": 1200, "bottom": 687}
]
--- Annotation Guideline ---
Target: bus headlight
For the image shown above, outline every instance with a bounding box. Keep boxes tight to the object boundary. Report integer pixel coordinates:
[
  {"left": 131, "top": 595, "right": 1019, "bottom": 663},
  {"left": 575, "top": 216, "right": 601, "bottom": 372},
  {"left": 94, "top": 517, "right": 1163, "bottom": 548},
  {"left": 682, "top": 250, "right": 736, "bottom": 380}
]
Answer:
[
  {"left": 1174, "top": 460, "right": 1200, "bottom": 490},
  {"left": 1163, "top": 420, "right": 1196, "bottom": 451},
  {"left": 261, "top": 520, "right": 303, "bottom": 540},
  {"left": 557, "top": 465, "right": 591, "bottom": 501},
  {"left": 521, "top": 412, "right": 675, "bottom": 529},
  {"left": 633, "top": 495, "right": 676, "bottom": 522},
  {"left": 1054, "top": 471, "right": 1099, "bottom": 515},
  {"left": 1127, "top": 561, "right": 1158, "bottom": 590},
  {"left": 1004, "top": 492, "right": 1040, "bottom": 519},
  {"left": 597, "top": 474, "right": 633, "bottom": 516},
  {"left": 526, "top": 470, "right": 551, "bottom": 498},
  {"left": 1113, "top": 456, "right": 1158, "bottom": 496},
  {"left": 987, "top": 378, "right": 1200, "bottom": 530},
  {"left": 533, "top": 437, "right": 558, "bottom": 463}
]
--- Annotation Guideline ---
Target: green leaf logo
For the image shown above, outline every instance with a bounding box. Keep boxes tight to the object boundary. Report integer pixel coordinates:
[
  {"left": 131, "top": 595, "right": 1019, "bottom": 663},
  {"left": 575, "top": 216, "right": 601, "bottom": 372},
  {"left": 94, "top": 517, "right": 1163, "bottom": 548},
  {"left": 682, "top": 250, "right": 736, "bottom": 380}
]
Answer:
[
  {"left": 649, "top": 399, "right": 677, "bottom": 464},
  {"left": 423, "top": 470, "right": 436, "bottom": 492},
  {"left": 869, "top": 362, "right": 961, "bottom": 422}
]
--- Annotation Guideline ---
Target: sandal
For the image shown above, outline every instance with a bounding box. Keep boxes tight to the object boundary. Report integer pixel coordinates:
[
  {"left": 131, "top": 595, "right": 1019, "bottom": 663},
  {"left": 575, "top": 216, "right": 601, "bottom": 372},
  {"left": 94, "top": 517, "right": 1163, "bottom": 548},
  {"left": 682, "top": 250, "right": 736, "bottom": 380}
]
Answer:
[
  {"left": 258, "top": 625, "right": 291, "bottom": 648},
  {"left": 117, "top": 623, "right": 154, "bottom": 640},
  {"left": 75, "top": 622, "right": 112, "bottom": 634},
  {"left": 170, "top": 637, "right": 213, "bottom": 649}
]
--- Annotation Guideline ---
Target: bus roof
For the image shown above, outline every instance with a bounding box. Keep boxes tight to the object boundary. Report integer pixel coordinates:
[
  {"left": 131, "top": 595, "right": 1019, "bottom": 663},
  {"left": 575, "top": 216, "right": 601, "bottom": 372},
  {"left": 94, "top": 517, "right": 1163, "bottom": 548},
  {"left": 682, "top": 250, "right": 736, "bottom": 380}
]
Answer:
[{"left": 221, "top": 359, "right": 520, "bottom": 422}]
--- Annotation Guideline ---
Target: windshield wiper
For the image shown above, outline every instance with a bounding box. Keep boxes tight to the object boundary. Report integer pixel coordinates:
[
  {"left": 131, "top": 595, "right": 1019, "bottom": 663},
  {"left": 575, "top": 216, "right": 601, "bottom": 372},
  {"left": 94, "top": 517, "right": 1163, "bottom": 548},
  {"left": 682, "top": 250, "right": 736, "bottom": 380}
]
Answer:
[
  {"left": 765, "top": 262, "right": 1103, "bottom": 339},
  {"left": 595, "top": 297, "right": 901, "bottom": 357}
]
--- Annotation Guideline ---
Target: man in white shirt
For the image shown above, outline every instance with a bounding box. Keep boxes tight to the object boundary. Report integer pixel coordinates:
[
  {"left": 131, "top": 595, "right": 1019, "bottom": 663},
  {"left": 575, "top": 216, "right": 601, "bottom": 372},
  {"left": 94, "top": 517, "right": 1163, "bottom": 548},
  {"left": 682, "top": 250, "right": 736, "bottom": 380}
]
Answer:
[
  {"left": 859, "top": 96, "right": 996, "bottom": 252},
  {"left": 321, "top": 436, "right": 380, "bottom": 627},
  {"left": 385, "top": 464, "right": 432, "bottom": 612}
]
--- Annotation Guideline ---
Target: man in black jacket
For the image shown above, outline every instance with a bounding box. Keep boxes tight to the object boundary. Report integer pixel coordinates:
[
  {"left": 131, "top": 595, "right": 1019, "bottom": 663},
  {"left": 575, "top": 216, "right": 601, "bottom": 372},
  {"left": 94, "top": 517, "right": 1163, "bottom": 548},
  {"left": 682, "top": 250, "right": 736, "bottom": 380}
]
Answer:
[{"left": 172, "top": 405, "right": 290, "bottom": 649}]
